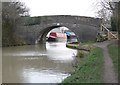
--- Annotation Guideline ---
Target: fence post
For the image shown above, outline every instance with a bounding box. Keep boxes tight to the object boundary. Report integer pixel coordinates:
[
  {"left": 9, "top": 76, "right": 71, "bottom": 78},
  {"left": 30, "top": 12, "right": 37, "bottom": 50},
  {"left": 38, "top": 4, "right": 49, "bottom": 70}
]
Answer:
[{"left": 108, "top": 31, "right": 110, "bottom": 40}]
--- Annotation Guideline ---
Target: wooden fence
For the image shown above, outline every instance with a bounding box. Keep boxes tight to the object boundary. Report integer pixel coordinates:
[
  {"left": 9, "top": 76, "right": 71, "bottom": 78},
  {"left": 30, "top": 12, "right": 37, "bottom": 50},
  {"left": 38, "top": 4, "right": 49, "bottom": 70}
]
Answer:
[{"left": 101, "top": 24, "right": 118, "bottom": 40}]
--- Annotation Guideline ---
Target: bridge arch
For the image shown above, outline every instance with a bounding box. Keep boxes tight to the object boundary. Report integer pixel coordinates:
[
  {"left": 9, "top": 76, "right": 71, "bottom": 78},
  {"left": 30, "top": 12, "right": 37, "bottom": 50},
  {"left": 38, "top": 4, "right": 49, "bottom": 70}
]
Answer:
[{"left": 35, "top": 23, "right": 79, "bottom": 44}]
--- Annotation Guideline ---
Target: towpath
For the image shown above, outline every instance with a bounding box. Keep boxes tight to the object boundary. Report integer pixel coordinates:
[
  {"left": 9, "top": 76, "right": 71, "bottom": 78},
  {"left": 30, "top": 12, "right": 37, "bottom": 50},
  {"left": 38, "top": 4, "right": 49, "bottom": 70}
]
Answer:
[{"left": 93, "top": 40, "right": 118, "bottom": 83}]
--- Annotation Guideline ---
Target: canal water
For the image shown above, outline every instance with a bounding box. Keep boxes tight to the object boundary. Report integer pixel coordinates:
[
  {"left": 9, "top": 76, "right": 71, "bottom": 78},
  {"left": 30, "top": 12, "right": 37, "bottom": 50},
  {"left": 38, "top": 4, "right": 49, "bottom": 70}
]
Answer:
[{"left": 2, "top": 42, "right": 77, "bottom": 83}]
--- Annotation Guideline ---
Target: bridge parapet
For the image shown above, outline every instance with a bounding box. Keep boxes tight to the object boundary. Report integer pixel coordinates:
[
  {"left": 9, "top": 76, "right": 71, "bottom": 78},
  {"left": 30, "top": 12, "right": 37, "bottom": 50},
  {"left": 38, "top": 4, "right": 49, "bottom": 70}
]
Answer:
[{"left": 39, "top": 15, "right": 101, "bottom": 27}]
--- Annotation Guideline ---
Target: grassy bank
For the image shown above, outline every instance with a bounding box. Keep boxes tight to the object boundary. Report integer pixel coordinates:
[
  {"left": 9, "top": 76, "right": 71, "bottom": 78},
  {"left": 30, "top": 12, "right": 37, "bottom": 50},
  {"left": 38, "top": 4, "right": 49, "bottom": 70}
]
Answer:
[
  {"left": 60, "top": 47, "right": 103, "bottom": 84},
  {"left": 66, "top": 42, "right": 93, "bottom": 51},
  {"left": 108, "top": 44, "right": 118, "bottom": 76}
]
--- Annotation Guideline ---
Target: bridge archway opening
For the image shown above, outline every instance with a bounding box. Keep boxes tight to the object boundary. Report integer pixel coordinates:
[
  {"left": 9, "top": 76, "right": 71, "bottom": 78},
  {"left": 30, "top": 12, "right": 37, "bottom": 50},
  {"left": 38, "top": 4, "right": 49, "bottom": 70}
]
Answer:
[{"left": 36, "top": 25, "right": 79, "bottom": 44}]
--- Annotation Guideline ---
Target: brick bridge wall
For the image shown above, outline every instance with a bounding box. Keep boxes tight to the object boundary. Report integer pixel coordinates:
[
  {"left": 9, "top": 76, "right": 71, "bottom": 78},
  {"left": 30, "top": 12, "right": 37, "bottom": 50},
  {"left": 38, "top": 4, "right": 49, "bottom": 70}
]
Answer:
[{"left": 16, "top": 15, "right": 101, "bottom": 44}]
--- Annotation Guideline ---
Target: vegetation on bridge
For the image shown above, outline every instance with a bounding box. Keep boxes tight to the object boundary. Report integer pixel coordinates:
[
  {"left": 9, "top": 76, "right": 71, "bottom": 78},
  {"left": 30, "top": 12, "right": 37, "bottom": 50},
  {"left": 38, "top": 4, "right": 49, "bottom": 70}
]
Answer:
[{"left": 23, "top": 16, "right": 48, "bottom": 26}]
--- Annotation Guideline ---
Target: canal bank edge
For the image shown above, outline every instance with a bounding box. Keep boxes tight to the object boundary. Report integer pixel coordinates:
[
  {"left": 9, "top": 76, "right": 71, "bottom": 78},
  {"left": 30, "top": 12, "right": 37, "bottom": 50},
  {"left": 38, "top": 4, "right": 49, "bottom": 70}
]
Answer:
[
  {"left": 66, "top": 42, "right": 91, "bottom": 52},
  {"left": 59, "top": 47, "right": 104, "bottom": 84}
]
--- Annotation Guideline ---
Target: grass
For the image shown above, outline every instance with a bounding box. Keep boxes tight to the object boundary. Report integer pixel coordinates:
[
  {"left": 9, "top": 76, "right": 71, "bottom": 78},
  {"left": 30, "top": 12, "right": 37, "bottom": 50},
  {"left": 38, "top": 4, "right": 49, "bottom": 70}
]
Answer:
[
  {"left": 59, "top": 47, "right": 104, "bottom": 84},
  {"left": 108, "top": 44, "right": 119, "bottom": 76},
  {"left": 80, "top": 41, "right": 95, "bottom": 45}
]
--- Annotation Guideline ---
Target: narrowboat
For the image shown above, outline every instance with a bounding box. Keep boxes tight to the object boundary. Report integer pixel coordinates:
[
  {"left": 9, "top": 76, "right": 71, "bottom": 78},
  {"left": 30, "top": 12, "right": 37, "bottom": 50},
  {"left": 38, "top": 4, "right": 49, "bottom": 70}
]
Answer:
[{"left": 47, "top": 32, "right": 67, "bottom": 42}]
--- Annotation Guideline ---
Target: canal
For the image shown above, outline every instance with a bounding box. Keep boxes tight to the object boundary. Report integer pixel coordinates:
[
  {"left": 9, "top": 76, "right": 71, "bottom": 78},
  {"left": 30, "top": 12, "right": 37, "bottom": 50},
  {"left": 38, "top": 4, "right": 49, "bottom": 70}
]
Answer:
[{"left": 2, "top": 42, "right": 77, "bottom": 83}]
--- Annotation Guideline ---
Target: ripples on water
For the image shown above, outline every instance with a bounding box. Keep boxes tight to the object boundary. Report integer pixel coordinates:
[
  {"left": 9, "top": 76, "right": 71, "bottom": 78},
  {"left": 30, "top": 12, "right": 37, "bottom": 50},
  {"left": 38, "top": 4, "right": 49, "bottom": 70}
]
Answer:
[{"left": 2, "top": 42, "right": 77, "bottom": 83}]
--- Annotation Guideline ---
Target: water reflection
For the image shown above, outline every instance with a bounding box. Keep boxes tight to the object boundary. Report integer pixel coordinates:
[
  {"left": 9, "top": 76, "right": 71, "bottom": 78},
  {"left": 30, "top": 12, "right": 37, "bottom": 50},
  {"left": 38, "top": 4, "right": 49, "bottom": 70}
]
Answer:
[
  {"left": 2, "top": 42, "right": 77, "bottom": 83},
  {"left": 23, "top": 69, "right": 69, "bottom": 83},
  {"left": 46, "top": 42, "right": 77, "bottom": 62}
]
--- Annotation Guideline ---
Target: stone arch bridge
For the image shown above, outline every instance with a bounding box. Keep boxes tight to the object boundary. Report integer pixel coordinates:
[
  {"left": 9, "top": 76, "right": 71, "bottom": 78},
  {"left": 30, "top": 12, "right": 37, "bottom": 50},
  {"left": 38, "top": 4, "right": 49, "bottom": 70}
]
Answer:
[{"left": 16, "top": 15, "right": 101, "bottom": 44}]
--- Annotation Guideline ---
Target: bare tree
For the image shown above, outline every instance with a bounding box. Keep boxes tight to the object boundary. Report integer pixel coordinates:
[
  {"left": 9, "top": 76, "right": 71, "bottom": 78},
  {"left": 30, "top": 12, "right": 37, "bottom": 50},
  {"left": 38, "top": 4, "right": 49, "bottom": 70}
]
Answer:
[
  {"left": 96, "top": 0, "right": 119, "bottom": 31},
  {"left": 2, "top": 1, "right": 29, "bottom": 46},
  {"left": 96, "top": 0, "right": 115, "bottom": 23},
  {"left": 101, "top": 0, "right": 115, "bottom": 11},
  {"left": 2, "top": 1, "right": 29, "bottom": 27}
]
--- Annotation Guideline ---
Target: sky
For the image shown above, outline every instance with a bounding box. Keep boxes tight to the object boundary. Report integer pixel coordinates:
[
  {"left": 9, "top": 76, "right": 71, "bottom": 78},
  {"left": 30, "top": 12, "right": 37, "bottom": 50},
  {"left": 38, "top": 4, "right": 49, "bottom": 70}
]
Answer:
[{"left": 21, "top": 0, "right": 100, "bottom": 17}]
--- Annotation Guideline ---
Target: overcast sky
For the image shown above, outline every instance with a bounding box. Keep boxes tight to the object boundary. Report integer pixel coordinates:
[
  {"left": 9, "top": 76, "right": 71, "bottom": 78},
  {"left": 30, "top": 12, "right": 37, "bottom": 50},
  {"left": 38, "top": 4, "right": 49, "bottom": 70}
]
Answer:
[{"left": 21, "top": 0, "right": 100, "bottom": 17}]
